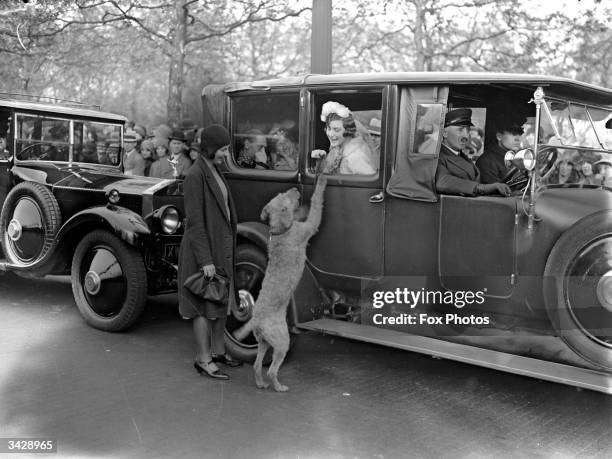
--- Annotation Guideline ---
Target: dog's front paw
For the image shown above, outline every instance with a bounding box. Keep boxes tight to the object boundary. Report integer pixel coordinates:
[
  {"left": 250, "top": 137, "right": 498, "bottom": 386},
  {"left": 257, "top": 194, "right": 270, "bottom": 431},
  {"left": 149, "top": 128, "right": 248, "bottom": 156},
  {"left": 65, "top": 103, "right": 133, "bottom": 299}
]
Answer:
[
  {"left": 256, "top": 381, "right": 269, "bottom": 389},
  {"left": 273, "top": 384, "right": 289, "bottom": 392}
]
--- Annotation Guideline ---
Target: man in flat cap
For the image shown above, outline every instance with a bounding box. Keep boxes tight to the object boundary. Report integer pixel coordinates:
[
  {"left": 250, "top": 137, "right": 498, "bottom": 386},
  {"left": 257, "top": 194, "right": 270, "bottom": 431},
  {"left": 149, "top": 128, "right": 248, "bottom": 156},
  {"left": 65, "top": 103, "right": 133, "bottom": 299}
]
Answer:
[
  {"left": 435, "top": 108, "right": 510, "bottom": 196},
  {"left": 476, "top": 117, "right": 526, "bottom": 184}
]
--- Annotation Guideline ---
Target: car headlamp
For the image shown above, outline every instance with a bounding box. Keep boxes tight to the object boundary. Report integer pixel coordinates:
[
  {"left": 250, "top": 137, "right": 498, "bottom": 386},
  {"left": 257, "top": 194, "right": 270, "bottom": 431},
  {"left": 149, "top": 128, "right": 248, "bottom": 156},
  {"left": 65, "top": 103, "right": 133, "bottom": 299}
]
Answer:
[
  {"left": 504, "top": 149, "right": 536, "bottom": 171},
  {"left": 160, "top": 206, "right": 181, "bottom": 234},
  {"left": 106, "top": 189, "right": 120, "bottom": 204}
]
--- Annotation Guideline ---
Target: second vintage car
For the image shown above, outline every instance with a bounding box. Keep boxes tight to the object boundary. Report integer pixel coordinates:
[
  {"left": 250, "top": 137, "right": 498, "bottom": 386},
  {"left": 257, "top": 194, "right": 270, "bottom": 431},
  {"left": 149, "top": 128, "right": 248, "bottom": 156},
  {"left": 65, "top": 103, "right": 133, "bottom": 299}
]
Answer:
[{"left": 0, "top": 96, "right": 183, "bottom": 331}]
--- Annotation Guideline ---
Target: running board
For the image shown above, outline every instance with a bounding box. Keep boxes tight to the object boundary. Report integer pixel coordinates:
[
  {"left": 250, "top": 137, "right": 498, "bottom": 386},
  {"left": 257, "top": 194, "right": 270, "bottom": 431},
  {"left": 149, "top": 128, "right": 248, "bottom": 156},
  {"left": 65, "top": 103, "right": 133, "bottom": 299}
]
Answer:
[{"left": 297, "top": 319, "right": 612, "bottom": 395}]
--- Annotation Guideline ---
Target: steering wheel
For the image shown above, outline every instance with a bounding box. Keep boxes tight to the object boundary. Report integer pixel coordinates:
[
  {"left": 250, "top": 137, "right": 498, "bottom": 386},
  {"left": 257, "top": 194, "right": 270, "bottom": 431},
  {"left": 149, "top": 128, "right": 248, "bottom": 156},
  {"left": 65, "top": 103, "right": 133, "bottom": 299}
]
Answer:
[
  {"left": 16, "top": 142, "right": 49, "bottom": 160},
  {"left": 534, "top": 145, "right": 558, "bottom": 178}
]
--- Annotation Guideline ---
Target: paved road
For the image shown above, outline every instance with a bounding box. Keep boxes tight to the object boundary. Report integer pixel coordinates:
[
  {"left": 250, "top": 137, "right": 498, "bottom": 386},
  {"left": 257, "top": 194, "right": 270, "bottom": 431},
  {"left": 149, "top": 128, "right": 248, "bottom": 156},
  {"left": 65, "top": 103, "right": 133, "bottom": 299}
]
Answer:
[{"left": 0, "top": 273, "right": 610, "bottom": 459}]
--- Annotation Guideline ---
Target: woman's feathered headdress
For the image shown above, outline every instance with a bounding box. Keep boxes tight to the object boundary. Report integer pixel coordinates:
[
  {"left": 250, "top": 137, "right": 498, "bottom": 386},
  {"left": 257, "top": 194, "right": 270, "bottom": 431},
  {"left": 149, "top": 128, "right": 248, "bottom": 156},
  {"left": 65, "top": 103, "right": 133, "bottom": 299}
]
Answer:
[{"left": 321, "top": 101, "right": 350, "bottom": 122}]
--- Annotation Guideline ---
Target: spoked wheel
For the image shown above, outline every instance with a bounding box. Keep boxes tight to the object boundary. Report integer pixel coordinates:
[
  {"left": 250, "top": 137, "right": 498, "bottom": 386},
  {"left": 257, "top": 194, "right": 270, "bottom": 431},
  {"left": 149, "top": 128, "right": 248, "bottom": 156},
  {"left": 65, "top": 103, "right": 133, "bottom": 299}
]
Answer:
[
  {"left": 71, "top": 230, "right": 147, "bottom": 331},
  {"left": 544, "top": 212, "right": 612, "bottom": 370},
  {"left": 0, "top": 182, "right": 61, "bottom": 272}
]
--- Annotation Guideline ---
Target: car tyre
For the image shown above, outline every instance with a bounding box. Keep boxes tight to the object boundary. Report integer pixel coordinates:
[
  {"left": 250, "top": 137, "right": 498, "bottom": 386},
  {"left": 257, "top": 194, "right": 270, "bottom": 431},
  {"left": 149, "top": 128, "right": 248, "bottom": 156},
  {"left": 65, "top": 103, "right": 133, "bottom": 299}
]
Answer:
[
  {"left": 224, "top": 243, "right": 295, "bottom": 364},
  {"left": 71, "top": 229, "right": 147, "bottom": 331},
  {"left": 0, "top": 181, "right": 61, "bottom": 271},
  {"left": 543, "top": 211, "right": 612, "bottom": 370}
]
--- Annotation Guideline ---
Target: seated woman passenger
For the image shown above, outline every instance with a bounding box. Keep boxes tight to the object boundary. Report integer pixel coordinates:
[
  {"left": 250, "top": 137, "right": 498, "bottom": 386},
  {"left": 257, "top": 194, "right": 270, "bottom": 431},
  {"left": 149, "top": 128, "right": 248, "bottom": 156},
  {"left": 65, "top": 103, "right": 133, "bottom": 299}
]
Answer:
[
  {"left": 236, "top": 129, "right": 269, "bottom": 169},
  {"left": 314, "top": 101, "right": 376, "bottom": 175},
  {"left": 269, "top": 127, "right": 298, "bottom": 170}
]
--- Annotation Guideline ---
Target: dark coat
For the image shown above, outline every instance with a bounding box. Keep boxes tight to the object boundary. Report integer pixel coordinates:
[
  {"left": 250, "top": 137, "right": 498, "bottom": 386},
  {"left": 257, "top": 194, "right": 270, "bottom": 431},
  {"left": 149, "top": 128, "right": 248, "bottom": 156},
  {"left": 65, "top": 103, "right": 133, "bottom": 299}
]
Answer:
[
  {"left": 476, "top": 143, "right": 508, "bottom": 184},
  {"left": 435, "top": 144, "right": 480, "bottom": 196},
  {"left": 178, "top": 157, "right": 237, "bottom": 319}
]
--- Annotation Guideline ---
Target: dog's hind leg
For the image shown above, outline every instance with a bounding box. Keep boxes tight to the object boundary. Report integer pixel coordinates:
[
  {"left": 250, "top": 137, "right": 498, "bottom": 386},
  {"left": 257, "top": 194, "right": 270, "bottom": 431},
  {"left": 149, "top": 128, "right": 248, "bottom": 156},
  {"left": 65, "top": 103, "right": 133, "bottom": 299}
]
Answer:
[
  {"left": 266, "top": 328, "right": 290, "bottom": 392},
  {"left": 253, "top": 339, "right": 270, "bottom": 389}
]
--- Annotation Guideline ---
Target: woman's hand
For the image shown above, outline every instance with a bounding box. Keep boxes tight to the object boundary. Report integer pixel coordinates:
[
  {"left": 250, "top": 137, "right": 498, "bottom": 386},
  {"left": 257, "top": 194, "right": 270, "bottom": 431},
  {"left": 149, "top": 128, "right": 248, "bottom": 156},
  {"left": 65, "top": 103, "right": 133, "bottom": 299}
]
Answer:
[
  {"left": 311, "top": 149, "right": 327, "bottom": 159},
  {"left": 201, "top": 264, "right": 216, "bottom": 278}
]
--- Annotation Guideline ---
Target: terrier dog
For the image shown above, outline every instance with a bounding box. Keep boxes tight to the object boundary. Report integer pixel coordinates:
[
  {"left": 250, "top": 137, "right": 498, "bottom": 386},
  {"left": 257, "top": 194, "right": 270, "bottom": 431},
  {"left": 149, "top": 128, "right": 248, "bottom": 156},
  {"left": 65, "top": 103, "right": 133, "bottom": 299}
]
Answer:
[{"left": 234, "top": 175, "right": 327, "bottom": 391}]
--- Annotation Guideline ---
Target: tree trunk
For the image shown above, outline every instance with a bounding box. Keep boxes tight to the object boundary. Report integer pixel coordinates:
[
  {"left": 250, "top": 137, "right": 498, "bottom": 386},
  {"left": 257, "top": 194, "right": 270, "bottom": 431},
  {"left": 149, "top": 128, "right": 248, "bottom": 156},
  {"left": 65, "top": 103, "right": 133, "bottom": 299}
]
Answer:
[{"left": 167, "top": 0, "right": 188, "bottom": 127}]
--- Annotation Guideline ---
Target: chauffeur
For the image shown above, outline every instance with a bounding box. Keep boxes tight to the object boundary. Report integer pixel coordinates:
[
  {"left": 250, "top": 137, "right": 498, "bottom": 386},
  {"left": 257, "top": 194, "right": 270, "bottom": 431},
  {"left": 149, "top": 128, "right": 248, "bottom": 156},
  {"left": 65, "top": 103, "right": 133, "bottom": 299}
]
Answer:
[
  {"left": 476, "top": 119, "right": 525, "bottom": 184},
  {"left": 435, "top": 108, "right": 511, "bottom": 196}
]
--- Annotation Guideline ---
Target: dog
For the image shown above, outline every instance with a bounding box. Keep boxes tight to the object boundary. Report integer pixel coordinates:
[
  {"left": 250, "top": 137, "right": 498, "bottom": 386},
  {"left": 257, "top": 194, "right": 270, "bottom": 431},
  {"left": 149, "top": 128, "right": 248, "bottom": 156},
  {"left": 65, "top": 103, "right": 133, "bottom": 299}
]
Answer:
[{"left": 234, "top": 175, "right": 327, "bottom": 391}]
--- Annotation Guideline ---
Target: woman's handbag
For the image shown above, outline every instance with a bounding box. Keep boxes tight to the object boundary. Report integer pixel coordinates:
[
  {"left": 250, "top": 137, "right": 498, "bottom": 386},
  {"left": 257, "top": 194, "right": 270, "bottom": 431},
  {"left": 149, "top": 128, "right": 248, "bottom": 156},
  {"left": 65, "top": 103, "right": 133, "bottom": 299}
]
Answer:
[{"left": 183, "top": 268, "right": 229, "bottom": 304}]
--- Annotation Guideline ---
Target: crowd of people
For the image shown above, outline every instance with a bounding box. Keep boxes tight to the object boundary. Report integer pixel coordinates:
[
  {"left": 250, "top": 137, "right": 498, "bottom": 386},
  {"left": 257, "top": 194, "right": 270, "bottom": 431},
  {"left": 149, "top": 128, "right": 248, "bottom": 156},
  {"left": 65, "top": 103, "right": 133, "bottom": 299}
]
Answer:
[{"left": 117, "top": 122, "right": 200, "bottom": 179}]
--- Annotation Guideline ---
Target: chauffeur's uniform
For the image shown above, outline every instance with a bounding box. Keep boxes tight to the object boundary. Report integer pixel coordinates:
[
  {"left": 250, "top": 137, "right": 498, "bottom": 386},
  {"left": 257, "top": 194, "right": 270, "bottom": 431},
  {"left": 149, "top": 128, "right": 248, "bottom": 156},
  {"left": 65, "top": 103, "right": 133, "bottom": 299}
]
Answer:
[{"left": 435, "top": 143, "right": 481, "bottom": 196}]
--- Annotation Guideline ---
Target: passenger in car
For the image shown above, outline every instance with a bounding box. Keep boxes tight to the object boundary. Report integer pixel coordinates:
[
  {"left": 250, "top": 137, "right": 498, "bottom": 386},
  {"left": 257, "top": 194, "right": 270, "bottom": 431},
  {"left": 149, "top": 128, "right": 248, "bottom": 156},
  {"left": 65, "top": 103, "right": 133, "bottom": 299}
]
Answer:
[
  {"left": 269, "top": 127, "right": 298, "bottom": 170},
  {"left": 435, "top": 108, "right": 510, "bottom": 196},
  {"left": 476, "top": 118, "right": 525, "bottom": 184},
  {"left": 315, "top": 101, "right": 376, "bottom": 175},
  {"left": 236, "top": 129, "right": 270, "bottom": 169}
]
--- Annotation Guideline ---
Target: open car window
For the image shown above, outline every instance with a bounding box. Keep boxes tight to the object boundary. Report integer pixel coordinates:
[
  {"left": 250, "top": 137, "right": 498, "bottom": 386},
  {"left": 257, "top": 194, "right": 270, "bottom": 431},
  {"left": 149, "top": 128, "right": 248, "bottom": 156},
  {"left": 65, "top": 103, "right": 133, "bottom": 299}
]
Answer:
[
  {"left": 231, "top": 93, "right": 299, "bottom": 172},
  {"left": 309, "top": 89, "right": 383, "bottom": 177}
]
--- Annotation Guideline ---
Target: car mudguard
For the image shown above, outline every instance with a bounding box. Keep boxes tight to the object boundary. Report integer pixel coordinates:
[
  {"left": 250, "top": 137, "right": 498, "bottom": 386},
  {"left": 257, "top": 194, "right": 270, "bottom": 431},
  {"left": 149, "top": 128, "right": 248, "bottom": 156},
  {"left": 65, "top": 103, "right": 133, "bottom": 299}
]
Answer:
[{"left": 56, "top": 205, "right": 151, "bottom": 249}]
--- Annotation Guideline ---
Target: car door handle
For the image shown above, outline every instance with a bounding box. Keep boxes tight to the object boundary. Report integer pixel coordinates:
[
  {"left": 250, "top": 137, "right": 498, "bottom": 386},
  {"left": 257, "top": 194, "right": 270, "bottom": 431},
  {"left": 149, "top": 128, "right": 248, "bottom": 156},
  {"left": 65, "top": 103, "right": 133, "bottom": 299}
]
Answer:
[{"left": 369, "top": 192, "right": 384, "bottom": 203}]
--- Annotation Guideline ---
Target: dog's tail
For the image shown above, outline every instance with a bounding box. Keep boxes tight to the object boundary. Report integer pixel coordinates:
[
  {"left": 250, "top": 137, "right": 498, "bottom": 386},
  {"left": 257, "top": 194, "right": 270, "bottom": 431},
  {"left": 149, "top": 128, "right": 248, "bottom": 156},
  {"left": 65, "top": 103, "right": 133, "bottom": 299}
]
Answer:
[{"left": 233, "top": 320, "right": 254, "bottom": 341}]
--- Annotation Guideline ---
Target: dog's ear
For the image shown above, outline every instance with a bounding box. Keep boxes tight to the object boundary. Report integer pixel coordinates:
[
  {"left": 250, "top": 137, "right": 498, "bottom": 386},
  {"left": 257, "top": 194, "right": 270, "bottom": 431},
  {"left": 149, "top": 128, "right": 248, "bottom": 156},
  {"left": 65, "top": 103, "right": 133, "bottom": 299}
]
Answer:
[{"left": 260, "top": 204, "right": 270, "bottom": 222}]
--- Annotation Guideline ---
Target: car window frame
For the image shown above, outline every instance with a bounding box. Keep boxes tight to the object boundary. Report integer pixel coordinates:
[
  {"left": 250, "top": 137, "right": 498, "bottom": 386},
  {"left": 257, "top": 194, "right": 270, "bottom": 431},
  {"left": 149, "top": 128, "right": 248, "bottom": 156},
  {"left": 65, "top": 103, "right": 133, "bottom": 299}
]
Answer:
[{"left": 303, "top": 85, "right": 388, "bottom": 187}]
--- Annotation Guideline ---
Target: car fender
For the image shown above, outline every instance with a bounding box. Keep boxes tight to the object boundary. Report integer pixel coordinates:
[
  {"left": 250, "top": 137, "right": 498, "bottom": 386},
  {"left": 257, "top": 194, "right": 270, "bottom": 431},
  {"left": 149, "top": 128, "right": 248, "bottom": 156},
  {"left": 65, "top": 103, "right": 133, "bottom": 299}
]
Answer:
[
  {"left": 514, "top": 188, "right": 612, "bottom": 306},
  {"left": 527, "top": 187, "right": 612, "bottom": 260},
  {"left": 57, "top": 205, "right": 151, "bottom": 248}
]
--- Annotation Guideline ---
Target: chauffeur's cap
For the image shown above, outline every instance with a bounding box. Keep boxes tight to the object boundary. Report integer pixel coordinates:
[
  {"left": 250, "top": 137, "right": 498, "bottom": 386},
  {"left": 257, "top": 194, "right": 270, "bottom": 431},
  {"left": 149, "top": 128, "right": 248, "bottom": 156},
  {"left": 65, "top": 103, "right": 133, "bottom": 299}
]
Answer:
[{"left": 444, "top": 108, "right": 474, "bottom": 127}]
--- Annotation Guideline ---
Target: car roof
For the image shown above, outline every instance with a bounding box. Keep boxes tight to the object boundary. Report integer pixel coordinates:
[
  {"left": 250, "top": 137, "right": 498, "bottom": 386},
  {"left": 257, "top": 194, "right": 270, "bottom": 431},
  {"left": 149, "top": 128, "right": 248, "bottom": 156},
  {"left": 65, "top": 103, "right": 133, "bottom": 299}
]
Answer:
[
  {"left": 216, "top": 71, "right": 612, "bottom": 106},
  {"left": 0, "top": 97, "right": 127, "bottom": 123}
]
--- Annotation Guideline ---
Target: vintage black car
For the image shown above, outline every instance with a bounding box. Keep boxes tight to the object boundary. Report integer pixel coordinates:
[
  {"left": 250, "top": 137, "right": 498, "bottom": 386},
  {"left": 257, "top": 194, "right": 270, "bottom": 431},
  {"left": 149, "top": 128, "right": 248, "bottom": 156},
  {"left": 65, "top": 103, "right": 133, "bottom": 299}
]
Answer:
[
  {"left": 202, "top": 72, "right": 612, "bottom": 393},
  {"left": 0, "top": 97, "right": 183, "bottom": 331}
]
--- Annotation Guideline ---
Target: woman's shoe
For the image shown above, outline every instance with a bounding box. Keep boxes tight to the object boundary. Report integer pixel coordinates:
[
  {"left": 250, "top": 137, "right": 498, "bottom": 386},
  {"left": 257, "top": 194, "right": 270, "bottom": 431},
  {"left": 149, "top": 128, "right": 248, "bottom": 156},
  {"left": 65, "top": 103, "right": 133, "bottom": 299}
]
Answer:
[
  {"left": 211, "top": 353, "right": 243, "bottom": 367},
  {"left": 194, "top": 360, "right": 229, "bottom": 380}
]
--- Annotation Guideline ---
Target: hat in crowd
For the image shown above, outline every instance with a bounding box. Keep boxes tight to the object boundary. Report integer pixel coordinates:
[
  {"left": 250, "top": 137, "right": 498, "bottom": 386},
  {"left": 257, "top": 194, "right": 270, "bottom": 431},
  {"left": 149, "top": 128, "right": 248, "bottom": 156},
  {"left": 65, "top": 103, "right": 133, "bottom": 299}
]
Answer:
[
  {"left": 444, "top": 108, "right": 474, "bottom": 128},
  {"left": 594, "top": 154, "right": 612, "bottom": 168},
  {"left": 153, "top": 124, "right": 173, "bottom": 140},
  {"left": 133, "top": 124, "right": 147, "bottom": 139},
  {"left": 190, "top": 140, "right": 201, "bottom": 151},
  {"left": 368, "top": 118, "right": 381, "bottom": 136},
  {"left": 200, "top": 124, "right": 230, "bottom": 153},
  {"left": 124, "top": 130, "right": 139, "bottom": 143},
  {"left": 168, "top": 129, "right": 187, "bottom": 142},
  {"left": 152, "top": 136, "right": 169, "bottom": 149}
]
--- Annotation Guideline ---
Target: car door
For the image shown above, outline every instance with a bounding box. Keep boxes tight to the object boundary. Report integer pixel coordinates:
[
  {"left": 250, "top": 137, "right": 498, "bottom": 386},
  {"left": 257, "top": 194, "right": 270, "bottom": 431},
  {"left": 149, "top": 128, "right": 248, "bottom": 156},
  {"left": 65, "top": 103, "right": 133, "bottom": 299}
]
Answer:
[{"left": 304, "top": 86, "right": 388, "bottom": 282}]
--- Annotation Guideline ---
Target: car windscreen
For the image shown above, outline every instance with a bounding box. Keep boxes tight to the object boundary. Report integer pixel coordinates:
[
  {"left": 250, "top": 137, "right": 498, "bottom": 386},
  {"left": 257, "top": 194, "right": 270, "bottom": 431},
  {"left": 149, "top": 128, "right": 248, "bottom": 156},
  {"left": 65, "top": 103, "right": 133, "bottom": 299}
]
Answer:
[{"left": 15, "top": 113, "right": 123, "bottom": 166}]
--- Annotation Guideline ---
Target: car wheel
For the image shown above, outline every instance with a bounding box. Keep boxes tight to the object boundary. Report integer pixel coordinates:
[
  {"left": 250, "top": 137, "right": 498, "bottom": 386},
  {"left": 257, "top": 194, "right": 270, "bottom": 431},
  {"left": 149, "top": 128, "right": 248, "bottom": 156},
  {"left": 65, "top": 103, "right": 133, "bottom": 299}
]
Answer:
[
  {"left": 0, "top": 182, "right": 61, "bottom": 269},
  {"left": 543, "top": 212, "right": 612, "bottom": 370},
  {"left": 224, "top": 243, "right": 295, "bottom": 363},
  {"left": 71, "top": 229, "right": 147, "bottom": 331}
]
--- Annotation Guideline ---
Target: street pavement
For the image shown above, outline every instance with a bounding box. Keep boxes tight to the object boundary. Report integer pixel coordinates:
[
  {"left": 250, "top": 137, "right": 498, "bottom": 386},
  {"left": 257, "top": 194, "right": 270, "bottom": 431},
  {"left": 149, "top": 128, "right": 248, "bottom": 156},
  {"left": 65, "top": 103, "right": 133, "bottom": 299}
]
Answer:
[{"left": 0, "top": 273, "right": 610, "bottom": 459}]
